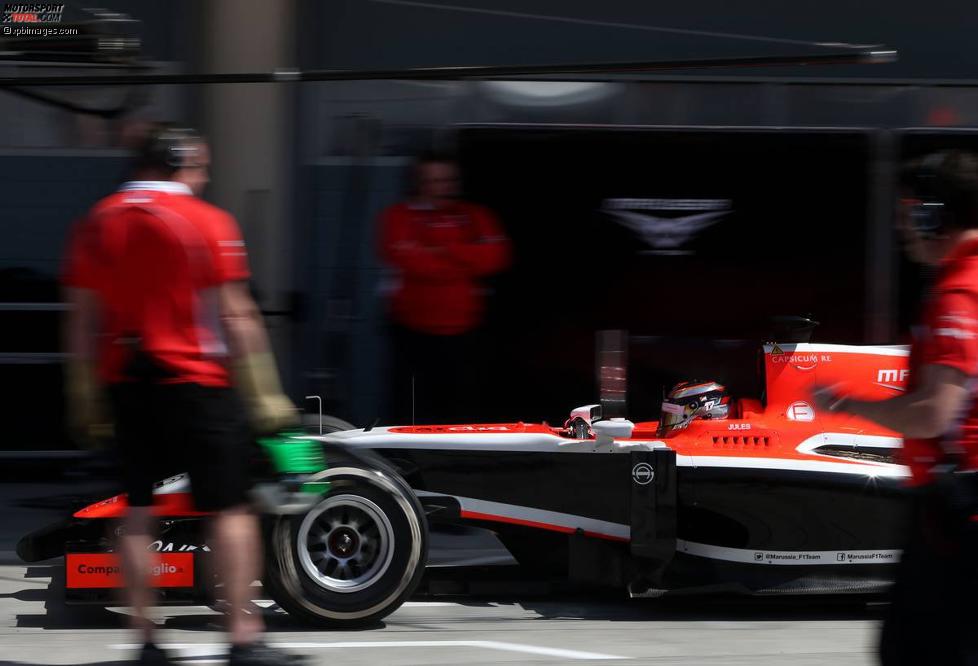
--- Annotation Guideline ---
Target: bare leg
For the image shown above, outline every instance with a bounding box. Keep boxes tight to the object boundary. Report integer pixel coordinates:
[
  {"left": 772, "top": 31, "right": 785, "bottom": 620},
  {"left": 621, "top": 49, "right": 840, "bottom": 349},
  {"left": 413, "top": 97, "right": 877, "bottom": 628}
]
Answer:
[
  {"left": 210, "top": 505, "right": 264, "bottom": 645},
  {"left": 119, "top": 506, "right": 157, "bottom": 644}
]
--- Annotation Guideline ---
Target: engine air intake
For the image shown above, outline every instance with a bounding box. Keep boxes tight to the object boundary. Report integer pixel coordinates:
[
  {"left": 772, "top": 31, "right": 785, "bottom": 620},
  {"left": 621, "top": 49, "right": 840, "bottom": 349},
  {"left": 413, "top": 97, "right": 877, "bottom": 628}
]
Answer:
[{"left": 711, "top": 435, "right": 770, "bottom": 448}]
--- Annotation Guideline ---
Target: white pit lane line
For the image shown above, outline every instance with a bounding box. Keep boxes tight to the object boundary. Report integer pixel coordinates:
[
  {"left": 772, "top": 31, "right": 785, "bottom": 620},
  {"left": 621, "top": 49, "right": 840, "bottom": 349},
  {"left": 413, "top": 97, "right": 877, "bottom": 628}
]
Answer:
[
  {"left": 113, "top": 641, "right": 627, "bottom": 661},
  {"left": 251, "top": 599, "right": 458, "bottom": 608}
]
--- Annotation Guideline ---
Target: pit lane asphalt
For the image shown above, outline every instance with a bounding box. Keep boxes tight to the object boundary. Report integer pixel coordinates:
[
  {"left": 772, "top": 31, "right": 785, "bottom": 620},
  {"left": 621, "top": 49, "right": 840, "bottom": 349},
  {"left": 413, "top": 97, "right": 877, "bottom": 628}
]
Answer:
[{"left": 0, "top": 481, "right": 884, "bottom": 665}]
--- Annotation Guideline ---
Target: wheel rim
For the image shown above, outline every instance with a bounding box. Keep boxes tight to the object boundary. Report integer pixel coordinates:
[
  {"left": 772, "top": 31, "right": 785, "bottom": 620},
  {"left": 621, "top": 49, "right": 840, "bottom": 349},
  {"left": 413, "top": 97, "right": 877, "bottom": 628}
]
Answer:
[{"left": 296, "top": 494, "right": 395, "bottom": 594}]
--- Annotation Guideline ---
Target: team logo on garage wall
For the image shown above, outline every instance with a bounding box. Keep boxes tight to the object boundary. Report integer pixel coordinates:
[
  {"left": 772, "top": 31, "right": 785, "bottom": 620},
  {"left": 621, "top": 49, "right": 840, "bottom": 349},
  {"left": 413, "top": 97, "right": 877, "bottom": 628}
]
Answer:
[
  {"left": 632, "top": 462, "right": 655, "bottom": 485},
  {"left": 601, "top": 198, "right": 732, "bottom": 255}
]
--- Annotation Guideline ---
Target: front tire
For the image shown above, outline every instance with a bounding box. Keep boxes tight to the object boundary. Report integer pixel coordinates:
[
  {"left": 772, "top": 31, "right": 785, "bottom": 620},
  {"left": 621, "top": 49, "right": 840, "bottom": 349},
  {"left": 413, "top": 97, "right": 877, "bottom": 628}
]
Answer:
[
  {"left": 263, "top": 457, "right": 427, "bottom": 627},
  {"left": 301, "top": 413, "right": 356, "bottom": 434}
]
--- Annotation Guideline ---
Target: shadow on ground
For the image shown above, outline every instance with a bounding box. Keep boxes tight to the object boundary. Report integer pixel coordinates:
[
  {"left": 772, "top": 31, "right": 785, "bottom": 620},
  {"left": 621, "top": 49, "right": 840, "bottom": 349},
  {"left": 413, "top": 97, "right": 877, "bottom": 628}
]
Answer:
[
  {"left": 7, "top": 561, "right": 884, "bottom": 633},
  {"left": 0, "top": 662, "right": 131, "bottom": 666},
  {"left": 8, "top": 564, "right": 124, "bottom": 630},
  {"left": 515, "top": 593, "right": 885, "bottom": 622}
]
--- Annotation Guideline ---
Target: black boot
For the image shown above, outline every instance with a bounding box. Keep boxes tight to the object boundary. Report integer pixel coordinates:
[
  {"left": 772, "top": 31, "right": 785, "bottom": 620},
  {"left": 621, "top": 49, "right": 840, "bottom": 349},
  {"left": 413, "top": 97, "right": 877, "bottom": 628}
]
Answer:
[
  {"left": 135, "top": 643, "right": 172, "bottom": 665},
  {"left": 228, "top": 641, "right": 307, "bottom": 665}
]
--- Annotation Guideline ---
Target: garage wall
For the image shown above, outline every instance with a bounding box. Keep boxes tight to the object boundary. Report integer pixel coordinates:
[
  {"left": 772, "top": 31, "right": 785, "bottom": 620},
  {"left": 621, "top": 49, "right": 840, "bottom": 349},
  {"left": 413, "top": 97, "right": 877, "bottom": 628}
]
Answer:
[
  {"left": 295, "top": 160, "right": 410, "bottom": 425},
  {"left": 0, "top": 153, "right": 128, "bottom": 450},
  {"left": 0, "top": 154, "right": 128, "bottom": 278}
]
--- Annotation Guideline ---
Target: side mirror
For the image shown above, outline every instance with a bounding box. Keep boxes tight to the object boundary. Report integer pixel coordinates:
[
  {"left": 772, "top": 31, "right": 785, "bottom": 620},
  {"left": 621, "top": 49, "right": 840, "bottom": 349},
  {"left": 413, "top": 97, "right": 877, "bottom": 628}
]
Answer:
[{"left": 569, "top": 404, "right": 602, "bottom": 424}]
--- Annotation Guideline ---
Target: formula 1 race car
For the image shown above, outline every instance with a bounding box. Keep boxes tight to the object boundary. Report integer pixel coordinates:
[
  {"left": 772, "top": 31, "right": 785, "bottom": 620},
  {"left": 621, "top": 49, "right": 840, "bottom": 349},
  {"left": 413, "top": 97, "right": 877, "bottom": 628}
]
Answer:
[{"left": 18, "top": 338, "right": 911, "bottom": 626}]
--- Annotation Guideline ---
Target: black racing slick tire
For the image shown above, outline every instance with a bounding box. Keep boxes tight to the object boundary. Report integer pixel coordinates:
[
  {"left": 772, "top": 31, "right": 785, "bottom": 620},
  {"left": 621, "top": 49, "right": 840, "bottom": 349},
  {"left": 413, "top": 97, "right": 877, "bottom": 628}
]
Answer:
[
  {"left": 263, "top": 454, "right": 427, "bottom": 627},
  {"left": 301, "top": 413, "right": 356, "bottom": 434}
]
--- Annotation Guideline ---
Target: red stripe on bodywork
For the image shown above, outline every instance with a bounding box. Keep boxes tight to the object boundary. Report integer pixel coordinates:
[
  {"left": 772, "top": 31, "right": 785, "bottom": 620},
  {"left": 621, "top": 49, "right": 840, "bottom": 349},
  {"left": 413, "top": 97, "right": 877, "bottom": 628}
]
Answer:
[
  {"left": 459, "top": 509, "right": 629, "bottom": 542},
  {"left": 74, "top": 492, "right": 207, "bottom": 519}
]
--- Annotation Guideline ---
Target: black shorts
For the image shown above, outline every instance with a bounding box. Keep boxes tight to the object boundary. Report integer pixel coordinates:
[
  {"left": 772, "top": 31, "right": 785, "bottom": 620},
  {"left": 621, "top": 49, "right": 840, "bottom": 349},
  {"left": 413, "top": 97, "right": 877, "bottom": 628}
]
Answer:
[
  {"left": 879, "top": 491, "right": 978, "bottom": 664},
  {"left": 109, "top": 382, "right": 250, "bottom": 512}
]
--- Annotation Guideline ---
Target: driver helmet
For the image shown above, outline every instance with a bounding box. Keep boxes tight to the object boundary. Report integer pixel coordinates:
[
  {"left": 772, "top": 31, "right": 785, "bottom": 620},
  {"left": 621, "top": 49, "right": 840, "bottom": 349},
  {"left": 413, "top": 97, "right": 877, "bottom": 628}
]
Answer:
[{"left": 657, "top": 380, "right": 729, "bottom": 437}]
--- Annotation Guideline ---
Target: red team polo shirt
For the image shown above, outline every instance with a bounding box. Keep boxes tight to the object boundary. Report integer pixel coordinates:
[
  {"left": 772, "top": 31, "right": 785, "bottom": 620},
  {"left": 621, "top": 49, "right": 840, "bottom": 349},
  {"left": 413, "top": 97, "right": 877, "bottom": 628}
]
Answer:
[
  {"left": 903, "top": 237, "right": 978, "bottom": 486},
  {"left": 62, "top": 181, "right": 250, "bottom": 387},
  {"left": 379, "top": 201, "right": 511, "bottom": 335}
]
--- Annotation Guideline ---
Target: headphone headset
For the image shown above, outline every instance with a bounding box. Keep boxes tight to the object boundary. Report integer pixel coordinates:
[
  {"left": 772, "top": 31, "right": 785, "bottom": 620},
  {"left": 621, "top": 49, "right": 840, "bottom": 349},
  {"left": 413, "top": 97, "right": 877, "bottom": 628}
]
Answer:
[
  {"left": 138, "top": 126, "right": 203, "bottom": 173},
  {"left": 902, "top": 151, "right": 959, "bottom": 238},
  {"left": 903, "top": 150, "right": 975, "bottom": 238}
]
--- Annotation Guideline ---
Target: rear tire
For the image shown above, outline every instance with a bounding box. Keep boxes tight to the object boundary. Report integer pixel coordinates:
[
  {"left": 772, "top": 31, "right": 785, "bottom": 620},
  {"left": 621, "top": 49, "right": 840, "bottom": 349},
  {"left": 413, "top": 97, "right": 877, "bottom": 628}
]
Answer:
[{"left": 263, "top": 454, "right": 427, "bottom": 627}]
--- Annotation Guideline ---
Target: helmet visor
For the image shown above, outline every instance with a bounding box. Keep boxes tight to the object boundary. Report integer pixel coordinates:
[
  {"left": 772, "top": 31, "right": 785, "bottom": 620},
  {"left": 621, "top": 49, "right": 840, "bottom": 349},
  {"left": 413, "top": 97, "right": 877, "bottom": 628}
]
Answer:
[{"left": 658, "top": 400, "right": 694, "bottom": 435}]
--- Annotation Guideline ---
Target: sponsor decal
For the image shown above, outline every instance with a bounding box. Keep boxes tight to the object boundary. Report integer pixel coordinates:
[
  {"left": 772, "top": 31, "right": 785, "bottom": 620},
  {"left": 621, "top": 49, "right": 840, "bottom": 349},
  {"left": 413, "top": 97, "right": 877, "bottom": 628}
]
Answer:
[
  {"left": 877, "top": 369, "right": 909, "bottom": 383},
  {"left": 771, "top": 352, "right": 818, "bottom": 364},
  {"left": 680, "top": 541, "right": 902, "bottom": 566},
  {"left": 149, "top": 541, "right": 211, "bottom": 553},
  {"left": 601, "top": 197, "right": 731, "bottom": 255},
  {"left": 631, "top": 462, "right": 655, "bottom": 485},
  {"left": 770, "top": 353, "right": 831, "bottom": 371},
  {"left": 786, "top": 401, "right": 815, "bottom": 422},
  {"left": 835, "top": 551, "right": 898, "bottom": 563},
  {"left": 875, "top": 368, "right": 910, "bottom": 392},
  {"left": 66, "top": 553, "right": 194, "bottom": 589},
  {"left": 755, "top": 552, "right": 823, "bottom": 563},
  {"left": 728, "top": 423, "right": 751, "bottom": 431}
]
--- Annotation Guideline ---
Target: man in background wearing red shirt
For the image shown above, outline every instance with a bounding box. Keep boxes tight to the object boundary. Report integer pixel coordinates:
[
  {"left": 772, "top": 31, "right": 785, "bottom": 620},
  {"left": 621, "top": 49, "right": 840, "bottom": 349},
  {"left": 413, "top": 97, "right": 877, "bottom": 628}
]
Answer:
[
  {"left": 63, "top": 127, "right": 301, "bottom": 665},
  {"left": 380, "top": 152, "right": 510, "bottom": 424},
  {"left": 813, "top": 151, "right": 978, "bottom": 665}
]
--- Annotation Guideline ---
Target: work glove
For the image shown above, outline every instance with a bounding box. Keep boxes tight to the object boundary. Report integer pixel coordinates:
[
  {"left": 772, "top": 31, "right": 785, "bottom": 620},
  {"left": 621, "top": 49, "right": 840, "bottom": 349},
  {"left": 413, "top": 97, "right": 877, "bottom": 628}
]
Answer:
[
  {"left": 233, "top": 351, "right": 299, "bottom": 435},
  {"left": 65, "top": 359, "right": 113, "bottom": 449}
]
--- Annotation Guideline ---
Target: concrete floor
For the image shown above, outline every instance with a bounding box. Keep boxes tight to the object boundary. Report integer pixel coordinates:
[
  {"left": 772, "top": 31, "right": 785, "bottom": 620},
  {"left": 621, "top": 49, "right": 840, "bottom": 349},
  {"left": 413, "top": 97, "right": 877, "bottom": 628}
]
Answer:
[{"left": 0, "top": 481, "right": 884, "bottom": 665}]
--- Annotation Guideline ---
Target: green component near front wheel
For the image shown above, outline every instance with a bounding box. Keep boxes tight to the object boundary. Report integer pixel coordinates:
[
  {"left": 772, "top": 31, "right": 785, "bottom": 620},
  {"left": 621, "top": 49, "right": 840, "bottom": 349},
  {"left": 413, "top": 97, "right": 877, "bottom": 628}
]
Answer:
[{"left": 257, "top": 431, "right": 330, "bottom": 495}]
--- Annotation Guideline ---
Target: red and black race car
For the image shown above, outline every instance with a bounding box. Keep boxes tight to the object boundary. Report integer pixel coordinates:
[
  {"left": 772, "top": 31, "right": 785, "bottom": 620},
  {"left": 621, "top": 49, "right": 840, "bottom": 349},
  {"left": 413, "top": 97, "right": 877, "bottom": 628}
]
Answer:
[{"left": 18, "top": 339, "right": 911, "bottom": 627}]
